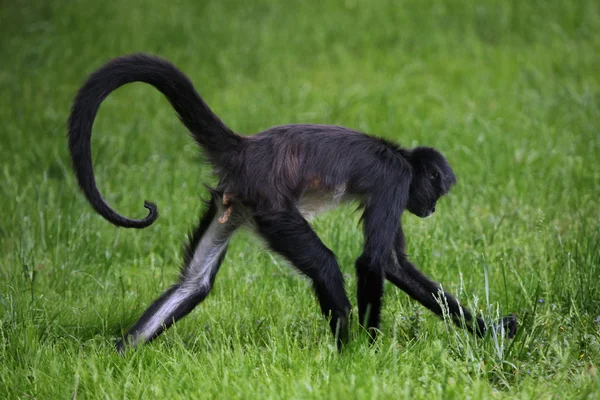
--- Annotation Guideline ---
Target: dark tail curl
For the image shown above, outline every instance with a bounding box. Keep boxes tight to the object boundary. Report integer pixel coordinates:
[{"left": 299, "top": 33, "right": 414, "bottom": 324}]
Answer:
[{"left": 68, "top": 54, "right": 240, "bottom": 228}]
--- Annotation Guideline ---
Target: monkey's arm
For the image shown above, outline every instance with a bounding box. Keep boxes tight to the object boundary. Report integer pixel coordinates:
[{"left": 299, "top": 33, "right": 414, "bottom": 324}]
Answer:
[
  {"left": 355, "top": 187, "right": 407, "bottom": 337},
  {"left": 384, "top": 226, "right": 517, "bottom": 338}
]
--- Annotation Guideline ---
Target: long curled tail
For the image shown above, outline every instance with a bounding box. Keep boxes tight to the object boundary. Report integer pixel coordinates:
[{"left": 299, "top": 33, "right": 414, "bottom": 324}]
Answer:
[{"left": 68, "top": 54, "right": 241, "bottom": 228}]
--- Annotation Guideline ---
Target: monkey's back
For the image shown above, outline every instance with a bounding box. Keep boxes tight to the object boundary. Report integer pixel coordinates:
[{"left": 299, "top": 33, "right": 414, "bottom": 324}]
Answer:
[{"left": 221, "top": 124, "right": 410, "bottom": 213}]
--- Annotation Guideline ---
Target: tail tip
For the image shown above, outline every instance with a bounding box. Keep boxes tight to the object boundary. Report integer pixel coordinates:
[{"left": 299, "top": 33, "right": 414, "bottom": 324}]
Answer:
[{"left": 142, "top": 200, "right": 159, "bottom": 226}]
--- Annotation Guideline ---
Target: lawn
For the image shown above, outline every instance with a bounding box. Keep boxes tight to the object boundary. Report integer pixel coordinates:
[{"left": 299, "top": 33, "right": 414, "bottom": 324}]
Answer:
[{"left": 1, "top": 0, "right": 599, "bottom": 398}]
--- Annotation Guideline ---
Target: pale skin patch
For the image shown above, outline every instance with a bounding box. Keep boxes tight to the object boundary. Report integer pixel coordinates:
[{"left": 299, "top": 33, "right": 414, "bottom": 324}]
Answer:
[
  {"left": 218, "top": 206, "right": 232, "bottom": 224},
  {"left": 219, "top": 193, "right": 233, "bottom": 223}
]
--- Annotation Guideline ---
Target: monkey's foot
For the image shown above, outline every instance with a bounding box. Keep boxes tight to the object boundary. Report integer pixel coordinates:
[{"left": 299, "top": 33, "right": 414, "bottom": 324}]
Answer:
[
  {"left": 334, "top": 315, "right": 350, "bottom": 352},
  {"left": 493, "top": 314, "right": 517, "bottom": 339},
  {"left": 115, "top": 338, "right": 128, "bottom": 355},
  {"left": 115, "top": 335, "right": 140, "bottom": 355}
]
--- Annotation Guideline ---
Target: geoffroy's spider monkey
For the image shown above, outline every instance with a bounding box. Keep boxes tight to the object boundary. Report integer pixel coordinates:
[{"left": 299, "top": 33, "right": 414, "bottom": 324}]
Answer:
[{"left": 68, "top": 54, "right": 517, "bottom": 351}]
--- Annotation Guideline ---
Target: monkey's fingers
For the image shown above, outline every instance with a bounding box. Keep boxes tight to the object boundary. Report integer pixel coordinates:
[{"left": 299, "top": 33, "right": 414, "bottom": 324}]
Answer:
[{"left": 494, "top": 314, "right": 517, "bottom": 339}]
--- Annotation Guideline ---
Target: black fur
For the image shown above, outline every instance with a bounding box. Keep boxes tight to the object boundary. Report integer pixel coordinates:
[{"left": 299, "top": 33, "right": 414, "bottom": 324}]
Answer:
[
  {"left": 68, "top": 54, "right": 516, "bottom": 350},
  {"left": 68, "top": 54, "right": 239, "bottom": 228},
  {"left": 254, "top": 209, "right": 351, "bottom": 348}
]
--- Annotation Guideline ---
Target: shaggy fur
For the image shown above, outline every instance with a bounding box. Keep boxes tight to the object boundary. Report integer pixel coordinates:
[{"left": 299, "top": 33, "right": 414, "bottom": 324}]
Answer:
[{"left": 68, "top": 54, "right": 516, "bottom": 351}]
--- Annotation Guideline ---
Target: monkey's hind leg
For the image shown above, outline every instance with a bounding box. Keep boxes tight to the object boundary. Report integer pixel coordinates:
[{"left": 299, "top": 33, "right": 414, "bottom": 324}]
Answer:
[
  {"left": 254, "top": 210, "right": 352, "bottom": 349},
  {"left": 116, "top": 195, "right": 239, "bottom": 352}
]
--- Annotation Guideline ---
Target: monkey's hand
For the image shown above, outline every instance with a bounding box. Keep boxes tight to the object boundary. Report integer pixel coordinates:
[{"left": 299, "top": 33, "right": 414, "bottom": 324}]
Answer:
[{"left": 493, "top": 314, "right": 517, "bottom": 339}]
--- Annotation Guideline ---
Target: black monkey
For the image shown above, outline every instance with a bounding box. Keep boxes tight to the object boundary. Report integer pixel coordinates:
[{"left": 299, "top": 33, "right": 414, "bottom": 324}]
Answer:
[{"left": 68, "top": 54, "right": 517, "bottom": 351}]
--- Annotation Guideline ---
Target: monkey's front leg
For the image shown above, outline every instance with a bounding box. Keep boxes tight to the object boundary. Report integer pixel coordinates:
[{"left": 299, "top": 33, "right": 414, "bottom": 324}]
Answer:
[
  {"left": 385, "top": 227, "right": 517, "bottom": 338},
  {"left": 355, "top": 191, "right": 403, "bottom": 339},
  {"left": 355, "top": 253, "right": 386, "bottom": 338}
]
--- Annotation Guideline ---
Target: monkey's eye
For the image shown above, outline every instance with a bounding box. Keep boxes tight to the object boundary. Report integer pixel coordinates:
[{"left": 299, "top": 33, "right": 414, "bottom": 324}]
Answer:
[{"left": 431, "top": 171, "right": 440, "bottom": 180}]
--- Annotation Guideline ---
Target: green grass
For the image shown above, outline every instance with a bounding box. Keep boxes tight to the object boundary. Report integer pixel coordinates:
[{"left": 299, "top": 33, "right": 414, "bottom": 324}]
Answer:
[{"left": 1, "top": 0, "right": 600, "bottom": 398}]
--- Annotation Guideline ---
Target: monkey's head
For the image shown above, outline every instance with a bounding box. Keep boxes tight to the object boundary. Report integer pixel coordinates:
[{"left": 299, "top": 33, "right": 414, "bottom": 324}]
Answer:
[{"left": 406, "top": 147, "right": 456, "bottom": 218}]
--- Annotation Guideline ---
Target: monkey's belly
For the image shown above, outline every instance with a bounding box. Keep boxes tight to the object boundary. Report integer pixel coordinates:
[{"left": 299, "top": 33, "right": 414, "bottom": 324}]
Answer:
[{"left": 297, "top": 185, "right": 350, "bottom": 220}]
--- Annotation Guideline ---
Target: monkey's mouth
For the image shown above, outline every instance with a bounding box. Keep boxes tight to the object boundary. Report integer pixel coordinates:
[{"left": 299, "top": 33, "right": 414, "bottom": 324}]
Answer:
[{"left": 420, "top": 206, "right": 436, "bottom": 218}]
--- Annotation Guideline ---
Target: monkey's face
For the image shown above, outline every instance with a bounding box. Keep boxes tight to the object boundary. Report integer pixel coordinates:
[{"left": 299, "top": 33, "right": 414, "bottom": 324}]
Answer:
[
  {"left": 406, "top": 177, "right": 441, "bottom": 218},
  {"left": 406, "top": 147, "right": 456, "bottom": 218}
]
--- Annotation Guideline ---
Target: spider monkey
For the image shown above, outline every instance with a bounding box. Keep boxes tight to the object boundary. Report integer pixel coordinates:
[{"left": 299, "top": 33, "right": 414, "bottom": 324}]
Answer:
[{"left": 68, "top": 54, "right": 517, "bottom": 351}]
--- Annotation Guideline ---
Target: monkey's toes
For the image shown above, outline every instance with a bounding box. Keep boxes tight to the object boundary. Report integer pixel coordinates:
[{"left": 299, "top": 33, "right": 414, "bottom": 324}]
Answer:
[{"left": 115, "top": 339, "right": 127, "bottom": 355}]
